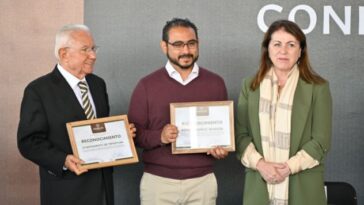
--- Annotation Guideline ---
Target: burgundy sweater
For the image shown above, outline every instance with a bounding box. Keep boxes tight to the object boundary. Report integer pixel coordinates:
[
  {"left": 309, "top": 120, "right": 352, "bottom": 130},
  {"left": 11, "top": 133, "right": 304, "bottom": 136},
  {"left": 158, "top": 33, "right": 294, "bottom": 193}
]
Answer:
[{"left": 128, "top": 67, "right": 227, "bottom": 179}]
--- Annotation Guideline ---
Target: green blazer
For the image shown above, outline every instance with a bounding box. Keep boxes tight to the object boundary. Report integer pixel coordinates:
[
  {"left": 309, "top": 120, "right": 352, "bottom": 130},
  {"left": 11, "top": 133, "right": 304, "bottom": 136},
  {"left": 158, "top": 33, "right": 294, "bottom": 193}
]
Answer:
[{"left": 235, "top": 77, "right": 332, "bottom": 205}]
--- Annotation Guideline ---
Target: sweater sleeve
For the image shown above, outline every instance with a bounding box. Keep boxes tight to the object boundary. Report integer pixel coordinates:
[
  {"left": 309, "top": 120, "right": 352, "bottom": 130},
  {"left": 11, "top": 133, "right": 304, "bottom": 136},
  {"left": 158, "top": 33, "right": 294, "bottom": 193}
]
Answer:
[
  {"left": 128, "top": 80, "right": 163, "bottom": 149},
  {"left": 287, "top": 150, "right": 319, "bottom": 174},
  {"left": 241, "top": 142, "right": 263, "bottom": 169},
  {"left": 220, "top": 77, "right": 228, "bottom": 100}
]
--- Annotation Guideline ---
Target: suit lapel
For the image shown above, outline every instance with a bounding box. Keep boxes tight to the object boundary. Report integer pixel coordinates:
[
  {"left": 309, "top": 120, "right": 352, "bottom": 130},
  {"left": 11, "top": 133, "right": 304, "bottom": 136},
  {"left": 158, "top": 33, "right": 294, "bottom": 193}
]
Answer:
[
  {"left": 249, "top": 87, "right": 263, "bottom": 153},
  {"left": 50, "top": 67, "right": 86, "bottom": 120},
  {"left": 290, "top": 79, "right": 313, "bottom": 155},
  {"left": 86, "top": 76, "right": 104, "bottom": 118}
]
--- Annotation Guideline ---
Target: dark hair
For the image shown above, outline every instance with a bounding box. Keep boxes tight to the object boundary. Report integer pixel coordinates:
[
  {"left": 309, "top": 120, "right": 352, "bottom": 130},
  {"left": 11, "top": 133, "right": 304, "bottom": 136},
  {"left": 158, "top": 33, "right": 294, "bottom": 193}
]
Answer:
[
  {"left": 251, "top": 19, "right": 325, "bottom": 90},
  {"left": 162, "top": 18, "right": 198, "bottom": 42}
]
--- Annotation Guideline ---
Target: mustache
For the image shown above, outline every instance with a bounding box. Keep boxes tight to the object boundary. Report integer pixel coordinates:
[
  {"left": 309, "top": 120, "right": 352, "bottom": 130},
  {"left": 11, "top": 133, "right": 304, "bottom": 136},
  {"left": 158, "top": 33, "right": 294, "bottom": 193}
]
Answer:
[{"left": 178, "top": 54, "right": 193, "bottom": 60}]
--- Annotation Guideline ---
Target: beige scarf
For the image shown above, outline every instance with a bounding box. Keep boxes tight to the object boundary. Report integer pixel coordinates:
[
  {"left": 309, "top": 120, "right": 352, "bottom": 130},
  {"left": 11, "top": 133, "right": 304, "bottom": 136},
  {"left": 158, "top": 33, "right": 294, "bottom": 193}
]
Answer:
[{"left": 259, "top": 65, "right": 299, "bottom": 205}]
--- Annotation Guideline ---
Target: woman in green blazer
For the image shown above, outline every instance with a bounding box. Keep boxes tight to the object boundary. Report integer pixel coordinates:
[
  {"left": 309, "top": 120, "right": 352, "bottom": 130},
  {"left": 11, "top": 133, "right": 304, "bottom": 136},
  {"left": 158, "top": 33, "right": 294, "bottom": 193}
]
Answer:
[{"left": 236, "top": 20, "right": 332, "bottom": 205}]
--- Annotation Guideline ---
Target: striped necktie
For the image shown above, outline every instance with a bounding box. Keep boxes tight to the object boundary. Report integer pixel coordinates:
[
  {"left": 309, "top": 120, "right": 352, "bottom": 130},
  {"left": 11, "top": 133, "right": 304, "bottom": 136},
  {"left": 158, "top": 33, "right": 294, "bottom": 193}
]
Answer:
[{"left": 78, "top": 81, "right": 96, "bottom": 120}]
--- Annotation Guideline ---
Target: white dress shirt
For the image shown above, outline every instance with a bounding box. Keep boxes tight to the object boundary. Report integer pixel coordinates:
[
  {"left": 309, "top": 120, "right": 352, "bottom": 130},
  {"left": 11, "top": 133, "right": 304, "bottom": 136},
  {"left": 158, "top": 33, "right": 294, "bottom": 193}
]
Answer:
[
  {"left": 57, "top": 64, "right": 97, "bottom": 117},
  {"left": 165, "top": 61, "right": 199, "bottom": 85}
]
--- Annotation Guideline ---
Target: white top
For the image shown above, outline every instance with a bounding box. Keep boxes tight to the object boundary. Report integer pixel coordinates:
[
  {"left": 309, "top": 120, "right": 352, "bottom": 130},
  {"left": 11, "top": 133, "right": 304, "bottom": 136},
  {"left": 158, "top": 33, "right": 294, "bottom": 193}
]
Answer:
[
  {"left": 57, "top": 64, "right": 97, "bottom": 117},
  {"left": 165, "top": 61, "right": 199, "bottom": 85}
]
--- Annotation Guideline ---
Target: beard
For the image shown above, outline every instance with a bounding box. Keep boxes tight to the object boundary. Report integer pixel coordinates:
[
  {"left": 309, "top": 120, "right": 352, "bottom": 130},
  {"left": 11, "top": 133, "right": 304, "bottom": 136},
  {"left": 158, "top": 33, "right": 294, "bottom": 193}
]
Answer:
[{"left": 167, "top": 53, "right": 199, "bottom": 70}]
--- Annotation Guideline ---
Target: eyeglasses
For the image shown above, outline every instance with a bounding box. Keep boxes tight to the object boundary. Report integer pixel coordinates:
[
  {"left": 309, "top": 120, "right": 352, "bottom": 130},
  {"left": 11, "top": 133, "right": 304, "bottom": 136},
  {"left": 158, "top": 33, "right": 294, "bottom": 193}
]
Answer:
[
  {"left": 79, "top": 46, "right": 99, "bottom": 54},
  {"left": 66, "top": 46, "right": 99, "bottom": 54},
  {"left": 167, "top": 40, "right": 198, "bottom": 50}
]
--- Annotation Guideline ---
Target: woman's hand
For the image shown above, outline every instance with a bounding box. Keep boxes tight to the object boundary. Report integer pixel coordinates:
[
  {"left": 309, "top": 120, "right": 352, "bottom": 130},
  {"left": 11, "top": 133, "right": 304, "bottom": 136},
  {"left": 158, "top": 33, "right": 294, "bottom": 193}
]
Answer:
[
  {"left": 276, "top": 162, "right": 291, "bottom": 179},
  {"left": 256, "top": 159, "right": 286, "bottom": 184}
]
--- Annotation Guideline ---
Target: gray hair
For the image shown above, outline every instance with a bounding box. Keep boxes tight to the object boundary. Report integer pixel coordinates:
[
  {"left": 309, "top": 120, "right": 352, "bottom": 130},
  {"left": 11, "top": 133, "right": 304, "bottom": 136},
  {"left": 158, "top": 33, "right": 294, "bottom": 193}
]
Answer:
[{"left": 54, "top": 24, "right": 90, "bottom": 60}]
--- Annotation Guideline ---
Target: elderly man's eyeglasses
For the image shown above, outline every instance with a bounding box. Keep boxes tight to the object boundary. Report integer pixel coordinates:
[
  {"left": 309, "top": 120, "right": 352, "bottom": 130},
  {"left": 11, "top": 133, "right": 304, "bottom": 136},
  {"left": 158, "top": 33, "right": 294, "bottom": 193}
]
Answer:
[
  {"left": 66, "top": 46, "right": 99, "bottom": 54},
  {"left": 79, "top": 46, "right": 99, "bottom": 54},
  {"left": 167, "top": 40, "right": 198, "bottom": 50}
]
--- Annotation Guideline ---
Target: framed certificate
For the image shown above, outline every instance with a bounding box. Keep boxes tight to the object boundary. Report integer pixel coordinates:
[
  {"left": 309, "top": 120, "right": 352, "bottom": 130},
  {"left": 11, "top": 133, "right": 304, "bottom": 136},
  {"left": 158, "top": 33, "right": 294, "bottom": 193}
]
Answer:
[
  {"left": 66, "top": 115, "right": 138, "bottom": 170},
  {"left": 170, "top": 101, "right": 235, "bottom": 154}
]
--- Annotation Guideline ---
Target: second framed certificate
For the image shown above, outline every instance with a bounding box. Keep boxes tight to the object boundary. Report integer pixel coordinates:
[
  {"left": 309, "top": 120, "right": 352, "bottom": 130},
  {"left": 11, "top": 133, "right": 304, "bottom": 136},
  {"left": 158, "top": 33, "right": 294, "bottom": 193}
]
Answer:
[
  {"left": 66, "top": 115, "right": 138, "bottom": 170},
  {"left": 170, "top": 101, "right": 235, "bottom": 154}
]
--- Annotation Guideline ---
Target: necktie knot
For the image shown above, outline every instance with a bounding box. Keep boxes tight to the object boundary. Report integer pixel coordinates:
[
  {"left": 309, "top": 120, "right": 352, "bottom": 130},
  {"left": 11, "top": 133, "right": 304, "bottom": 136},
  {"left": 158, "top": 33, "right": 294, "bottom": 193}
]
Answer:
[{"left": 78, "top": 81, "right": 88, "bottom": 93}]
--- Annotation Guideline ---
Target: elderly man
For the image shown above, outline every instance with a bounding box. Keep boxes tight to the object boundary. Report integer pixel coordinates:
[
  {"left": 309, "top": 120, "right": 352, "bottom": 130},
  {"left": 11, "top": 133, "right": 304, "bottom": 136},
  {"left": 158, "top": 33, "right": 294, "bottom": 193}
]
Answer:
[{"left": 17, "top": 24, "right": 125, "bottom": 205}]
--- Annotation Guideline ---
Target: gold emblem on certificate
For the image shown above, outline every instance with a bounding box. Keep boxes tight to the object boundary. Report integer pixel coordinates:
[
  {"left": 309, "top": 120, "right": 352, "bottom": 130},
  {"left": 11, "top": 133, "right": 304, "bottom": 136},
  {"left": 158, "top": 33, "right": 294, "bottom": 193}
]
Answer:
[
  {"left": 66, "top": 115, "right": 138, "bottom": 169},
  {"left": 170, "top": 101, "right": 235, "bottom": 154}
]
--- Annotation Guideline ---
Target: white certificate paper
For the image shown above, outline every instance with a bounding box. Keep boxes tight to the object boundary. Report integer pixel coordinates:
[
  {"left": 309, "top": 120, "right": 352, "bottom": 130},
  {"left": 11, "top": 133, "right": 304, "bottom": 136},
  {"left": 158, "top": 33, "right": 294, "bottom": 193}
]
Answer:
[
  {"left": 72, "top": 120, "right": 133, "bottom": 164},
  {"left": 175, "top": 106, "right": 231, "bottom": 148},
  {"left": 170, "top": 101, "right": 235, "bottom": 154},
  {"left": 67, "top": 115, "right": 138, "bottom": 170}
]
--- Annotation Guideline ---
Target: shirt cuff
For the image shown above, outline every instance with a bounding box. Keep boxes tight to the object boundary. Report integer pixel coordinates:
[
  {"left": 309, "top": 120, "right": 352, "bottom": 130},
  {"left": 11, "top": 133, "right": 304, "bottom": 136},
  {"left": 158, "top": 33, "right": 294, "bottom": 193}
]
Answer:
[
  {"left": 241, "top": 142, "right": 263, "bottom": 170},
  {"left": 287, "top": 150, "right": 319, "bottom": 174}
]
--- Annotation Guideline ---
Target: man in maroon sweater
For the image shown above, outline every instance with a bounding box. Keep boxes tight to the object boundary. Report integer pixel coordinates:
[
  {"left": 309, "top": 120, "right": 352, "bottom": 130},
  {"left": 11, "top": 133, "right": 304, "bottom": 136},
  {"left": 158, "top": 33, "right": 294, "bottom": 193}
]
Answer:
[{"left": 128, "top": 18, "right": 228, "bottom": 205}]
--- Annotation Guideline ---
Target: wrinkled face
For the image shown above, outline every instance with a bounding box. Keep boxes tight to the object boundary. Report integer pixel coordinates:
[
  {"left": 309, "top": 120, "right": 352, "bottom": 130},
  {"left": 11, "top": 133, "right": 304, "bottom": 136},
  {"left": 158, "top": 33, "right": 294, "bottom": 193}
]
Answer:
[
  {"left": 268, "top": 29, "right": 301, "bottom": 72},
  {"left": 60, "top": 30, "right": 97, "bottom": 79},
  {"left": 161, "top": 26, "right": 199, "bottom": 71}
]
